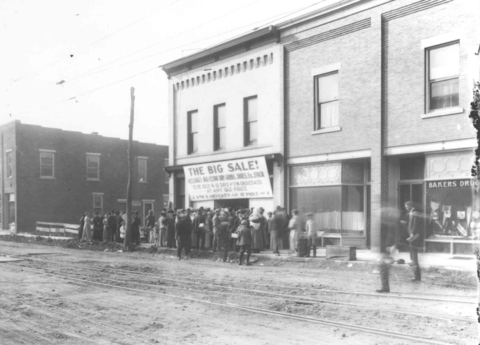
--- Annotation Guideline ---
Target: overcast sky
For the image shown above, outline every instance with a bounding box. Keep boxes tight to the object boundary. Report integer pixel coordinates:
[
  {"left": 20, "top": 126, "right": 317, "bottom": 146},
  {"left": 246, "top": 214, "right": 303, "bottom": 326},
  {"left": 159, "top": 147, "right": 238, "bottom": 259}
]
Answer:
[{"left": 0, "top": 0, "right": 336, "bottom": 145}]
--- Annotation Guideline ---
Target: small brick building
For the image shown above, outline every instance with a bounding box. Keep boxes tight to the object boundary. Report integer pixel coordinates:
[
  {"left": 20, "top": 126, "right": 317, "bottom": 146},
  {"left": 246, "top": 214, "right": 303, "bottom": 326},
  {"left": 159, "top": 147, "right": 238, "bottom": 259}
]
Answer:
[{"left": 0, "top": 120, "right": 169, "bottom": 232}]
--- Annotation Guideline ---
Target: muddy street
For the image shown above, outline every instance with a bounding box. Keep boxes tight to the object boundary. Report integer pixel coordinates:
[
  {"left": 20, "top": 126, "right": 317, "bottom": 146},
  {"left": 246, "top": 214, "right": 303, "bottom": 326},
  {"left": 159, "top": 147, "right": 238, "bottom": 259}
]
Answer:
[{"left": 0, "top": 240, "right": 477, "bottom": 345}]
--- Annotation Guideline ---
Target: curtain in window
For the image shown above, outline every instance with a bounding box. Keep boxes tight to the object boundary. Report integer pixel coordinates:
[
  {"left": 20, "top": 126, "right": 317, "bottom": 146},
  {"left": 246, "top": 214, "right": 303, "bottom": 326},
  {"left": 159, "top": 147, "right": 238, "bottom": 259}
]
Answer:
[
  {"left": 320, "top": 101, "right": 339, "bottom": 128},
  {"left": 430, "top": 78, "right": 459, "bottom": 110}
]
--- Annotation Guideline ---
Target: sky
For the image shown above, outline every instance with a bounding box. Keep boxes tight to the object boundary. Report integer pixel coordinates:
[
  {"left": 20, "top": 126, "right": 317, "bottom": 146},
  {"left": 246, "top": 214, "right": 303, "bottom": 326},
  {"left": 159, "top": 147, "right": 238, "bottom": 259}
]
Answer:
[{"left": 0, "top": 0, "right": 337, "bottom": 146}]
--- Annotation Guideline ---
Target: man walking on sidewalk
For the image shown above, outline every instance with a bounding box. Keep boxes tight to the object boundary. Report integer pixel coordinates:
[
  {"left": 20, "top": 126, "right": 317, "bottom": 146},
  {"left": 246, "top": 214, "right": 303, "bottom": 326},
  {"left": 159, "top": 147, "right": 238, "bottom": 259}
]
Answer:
[{"left": 405, "top": 201, "right": 422, "bottom": 282}]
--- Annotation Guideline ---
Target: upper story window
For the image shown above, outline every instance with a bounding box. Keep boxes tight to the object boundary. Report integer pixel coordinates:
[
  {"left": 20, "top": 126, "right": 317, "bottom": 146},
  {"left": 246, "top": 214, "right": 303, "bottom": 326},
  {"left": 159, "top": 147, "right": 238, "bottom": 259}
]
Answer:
[
  {"left": 138, "top": 157, "right": 147, "bottom": 183},
  {"left": 86, "top": 154, "right": 100, "bottom": 180},
  {"left": 187, "top": 110, "right": 198, "bottom": 154},
  {"left": 244, "top": 96, "right": 258, "bottom": 146},
  {"left": 214, "top": 104, "right": 226, "bottom": 151},
  {"left": 314, "top": 71, "right": 339, "bottom": 130},
  {"left": 5, "top": 150, "right": 12, "bottom": 178},
  {"left": 40, "top": 150, "right": 55, "bottom": 178},
  {"left": 427, "top": 42, "right": 459, "bottom": 111}
]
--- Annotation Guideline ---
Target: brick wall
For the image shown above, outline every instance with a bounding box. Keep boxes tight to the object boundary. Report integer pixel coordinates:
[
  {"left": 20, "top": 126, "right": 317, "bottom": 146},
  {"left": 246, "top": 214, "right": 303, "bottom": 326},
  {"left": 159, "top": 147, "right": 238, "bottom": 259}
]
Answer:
[{"left": 14, "top": 123, "right": 168, "bottom": 232}]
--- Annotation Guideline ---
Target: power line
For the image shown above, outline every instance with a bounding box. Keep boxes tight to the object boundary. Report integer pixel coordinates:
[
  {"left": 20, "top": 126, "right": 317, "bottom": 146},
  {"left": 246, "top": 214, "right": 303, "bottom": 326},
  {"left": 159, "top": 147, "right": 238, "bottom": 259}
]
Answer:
[
  {"left": 7, "top": 0, "right": 181, "bottom": 88},
  {"left": 10, "top": 1, "right": 332, "bottom": 117},
  {"left": 65, "top": 0, "right": 328, "bottom": 83},
  {"left": 71, "top": 0, "right": 264, "bottom": 80}
]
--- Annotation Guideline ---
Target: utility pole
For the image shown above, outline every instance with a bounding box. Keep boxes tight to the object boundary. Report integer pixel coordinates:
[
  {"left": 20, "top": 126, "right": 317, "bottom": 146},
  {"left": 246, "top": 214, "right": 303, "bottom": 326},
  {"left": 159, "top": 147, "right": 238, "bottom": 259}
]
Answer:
[{"left": 124, "top": 87, "right": 135, "bottom": 250}]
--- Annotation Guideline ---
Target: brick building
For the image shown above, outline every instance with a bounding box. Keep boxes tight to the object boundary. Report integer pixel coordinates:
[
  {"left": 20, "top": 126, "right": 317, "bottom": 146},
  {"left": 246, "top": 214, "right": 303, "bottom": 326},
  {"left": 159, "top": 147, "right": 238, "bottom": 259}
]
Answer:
[
  {"left": 0, "top": 120, "right": 169, "bottom": 232},
  {"left": 162, "top": 0, "right": 480, "bottom": 252}
]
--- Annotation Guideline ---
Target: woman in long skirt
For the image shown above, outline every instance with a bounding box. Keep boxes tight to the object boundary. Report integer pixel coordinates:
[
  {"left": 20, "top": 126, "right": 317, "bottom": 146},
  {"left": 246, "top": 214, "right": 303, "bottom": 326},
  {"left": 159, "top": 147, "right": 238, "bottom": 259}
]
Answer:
[
  {"left": 250, "top": 208, "right": 265, "bottom": 253},
  {"left": 83, "top": 213, "right": 92, "bottom": 242}
]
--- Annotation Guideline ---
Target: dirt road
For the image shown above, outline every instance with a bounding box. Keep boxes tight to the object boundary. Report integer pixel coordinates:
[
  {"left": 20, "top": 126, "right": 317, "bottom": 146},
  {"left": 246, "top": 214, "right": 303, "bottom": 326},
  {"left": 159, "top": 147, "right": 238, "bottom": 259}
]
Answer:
[{"left": 0, "top": 240, "right": 477, "bottom": 345}]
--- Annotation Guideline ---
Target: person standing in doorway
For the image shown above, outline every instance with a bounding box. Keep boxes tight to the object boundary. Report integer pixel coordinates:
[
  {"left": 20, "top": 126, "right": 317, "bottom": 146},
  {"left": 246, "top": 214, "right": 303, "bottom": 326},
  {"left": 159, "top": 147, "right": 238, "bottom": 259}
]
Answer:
[
  {"left": 145, "top": 210, "right": 156, "bottom": 244},
  {"left": 405, "top": 201, "right": 422, "bottom": 282}
]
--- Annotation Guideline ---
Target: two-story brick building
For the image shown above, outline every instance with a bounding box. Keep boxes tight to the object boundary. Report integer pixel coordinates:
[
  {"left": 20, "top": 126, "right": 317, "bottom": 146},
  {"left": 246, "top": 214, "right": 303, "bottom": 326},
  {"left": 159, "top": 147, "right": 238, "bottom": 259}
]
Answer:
[
  {"left": 0, "top": 120, "right": 169, "bottom": 232},
  {"left": 162, "top": 0, "right": 480, "bottom": 253}
]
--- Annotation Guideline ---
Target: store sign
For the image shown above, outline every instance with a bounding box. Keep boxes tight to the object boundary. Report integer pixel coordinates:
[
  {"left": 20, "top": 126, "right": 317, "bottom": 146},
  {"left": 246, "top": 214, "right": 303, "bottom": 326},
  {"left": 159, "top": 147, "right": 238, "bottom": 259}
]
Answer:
[
  {"left": 184, "top": 157, "right": 273, "bottom": 201},
  {"left": 427, "top": 179, "right": 480, "bottom": 189}
]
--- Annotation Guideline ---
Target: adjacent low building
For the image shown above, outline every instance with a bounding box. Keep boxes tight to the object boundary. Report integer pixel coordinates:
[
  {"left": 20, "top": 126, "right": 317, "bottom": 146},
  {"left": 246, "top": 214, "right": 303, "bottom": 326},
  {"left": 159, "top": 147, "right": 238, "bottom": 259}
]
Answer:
[{"left": 0, "top": 120, "right": 169, "bottom": 232}]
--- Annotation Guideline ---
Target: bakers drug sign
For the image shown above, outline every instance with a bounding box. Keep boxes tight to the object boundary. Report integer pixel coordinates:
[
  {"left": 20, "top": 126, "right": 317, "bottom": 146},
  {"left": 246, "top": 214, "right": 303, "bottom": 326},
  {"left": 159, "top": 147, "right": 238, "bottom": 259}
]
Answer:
[{"left": 183, "top": 157, "right": 273, "bottom": 201}]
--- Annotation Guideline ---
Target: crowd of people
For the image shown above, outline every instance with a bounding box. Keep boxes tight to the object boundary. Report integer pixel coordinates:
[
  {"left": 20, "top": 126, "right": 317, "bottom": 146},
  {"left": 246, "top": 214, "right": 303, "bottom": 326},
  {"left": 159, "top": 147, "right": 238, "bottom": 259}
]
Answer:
[{"left": 76, "top": 206, "right": 320, "bottom": 264}]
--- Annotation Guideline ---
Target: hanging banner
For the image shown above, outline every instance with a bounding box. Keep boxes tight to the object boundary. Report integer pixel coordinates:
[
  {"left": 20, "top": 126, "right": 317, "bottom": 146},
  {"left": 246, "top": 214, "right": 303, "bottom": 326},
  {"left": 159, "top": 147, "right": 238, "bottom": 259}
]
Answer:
[{"left": 184, "top": 157, "right": 273, "bottom": 201}]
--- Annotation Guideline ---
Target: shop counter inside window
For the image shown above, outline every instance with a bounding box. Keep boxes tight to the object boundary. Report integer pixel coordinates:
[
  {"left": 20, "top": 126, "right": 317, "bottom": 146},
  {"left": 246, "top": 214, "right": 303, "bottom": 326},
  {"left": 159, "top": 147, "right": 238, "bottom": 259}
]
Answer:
[{"left": 425, "top": 179, "right": 480, "bottom": 254}]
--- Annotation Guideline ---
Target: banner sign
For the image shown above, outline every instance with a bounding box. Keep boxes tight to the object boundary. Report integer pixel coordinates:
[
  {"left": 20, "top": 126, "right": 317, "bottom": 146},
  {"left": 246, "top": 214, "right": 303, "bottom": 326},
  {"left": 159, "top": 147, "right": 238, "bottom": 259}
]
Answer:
[
  {"left": 184, "top": 157, "right": 273, "bottom": 201},
  {"left": 427, "top": 179, "right": 479, "bottom": 189}
]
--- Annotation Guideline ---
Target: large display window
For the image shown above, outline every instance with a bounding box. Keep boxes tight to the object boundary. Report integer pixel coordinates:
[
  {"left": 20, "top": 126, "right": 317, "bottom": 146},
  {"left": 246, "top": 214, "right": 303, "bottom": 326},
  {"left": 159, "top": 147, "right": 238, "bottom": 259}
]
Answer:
[
  {"left": 289, "top": 161, "right": 367, "bottom": 237},
  {"left": 426, "top": 179, "right": 475, "bottom": 238}
]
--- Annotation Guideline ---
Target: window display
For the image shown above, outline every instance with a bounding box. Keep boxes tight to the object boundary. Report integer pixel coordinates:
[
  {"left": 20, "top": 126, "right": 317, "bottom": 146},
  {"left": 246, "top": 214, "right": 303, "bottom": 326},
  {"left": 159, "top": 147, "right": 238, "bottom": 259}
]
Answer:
[{"left": 426, "top": 179, "right": 475, "bottom": 238}]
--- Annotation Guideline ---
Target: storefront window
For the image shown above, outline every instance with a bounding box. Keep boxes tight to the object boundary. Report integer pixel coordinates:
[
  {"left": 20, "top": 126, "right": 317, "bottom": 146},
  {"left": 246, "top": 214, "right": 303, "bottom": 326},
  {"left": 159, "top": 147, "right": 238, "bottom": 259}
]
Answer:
[{"left": 426, "top": 179, "right": 474, "bottom": 238}]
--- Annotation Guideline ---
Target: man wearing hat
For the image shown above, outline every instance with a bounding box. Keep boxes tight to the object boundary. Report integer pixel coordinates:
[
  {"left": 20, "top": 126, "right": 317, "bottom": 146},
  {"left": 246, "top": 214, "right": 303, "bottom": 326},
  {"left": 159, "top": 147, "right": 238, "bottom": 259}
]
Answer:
[
  {"left": 405, "top": 201, "right": 422, "bottom": 282},
  {"left": 175, "top": 209, "right": 192, "bottom": 259},
  {"left": 107, "top": 210, "right": 117, "bottom": 242},
  {"left": 305, "top": 212, "right": 317, "bottom": 257},
  {"left": 165, "top": 209, "right": 176, "bottom": 248},
  {"left": 193, "top": 208, "right": 206, "bottom": 250},
  {"left": 131, "top": 210, "right": 141, "bottom": 245},
  {"left": 237, "top": 219, "right": 252, "bottom": 265}
]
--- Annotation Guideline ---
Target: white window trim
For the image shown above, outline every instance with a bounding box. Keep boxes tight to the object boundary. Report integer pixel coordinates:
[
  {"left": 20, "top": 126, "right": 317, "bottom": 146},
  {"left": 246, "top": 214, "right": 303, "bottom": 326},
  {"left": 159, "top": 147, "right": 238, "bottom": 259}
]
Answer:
[
  {"left": 423, "top": 38, "right": 460, "bottom": 116},
  {"left": 420, "top": 32, "right": 460, "bottom": 49},
  {"left": 86, "top": 154, "right": 101, "bottom": 181},
  {"left": 311, "top": 62, "right": 341, "bottom": 77},
  {"left": 5, "top": 150, "right": 12, "bottom": 179},
  {"left": 421, "top": 107, "right": 464, "bottom": 119},
  {"left": 311, "top": 126, "right": 342, "bottom": 135},
  {"left": 313, "top": 64, "right": 341, "bottom": 131},
  {"left": 86, "top": 152, "right": 101, "bottom": 156},
  {"left": 39, "top": 151, "right": 55, "bottom": 179},
  {"left": 93, "top": 194, "right": 103, "bottom": 211},
  {"left": 137, "top": 156, "right": 149, "bottom": 159},
  {"left": 138, "top": 157, "right": 148, "bottom": 183}
]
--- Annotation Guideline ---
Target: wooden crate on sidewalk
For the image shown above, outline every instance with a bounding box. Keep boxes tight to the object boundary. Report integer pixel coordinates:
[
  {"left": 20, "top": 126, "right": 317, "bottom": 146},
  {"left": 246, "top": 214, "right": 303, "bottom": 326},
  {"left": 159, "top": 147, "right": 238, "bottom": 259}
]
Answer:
[{"left": 326, "top": 245, "right": 356, "bottom": 261}]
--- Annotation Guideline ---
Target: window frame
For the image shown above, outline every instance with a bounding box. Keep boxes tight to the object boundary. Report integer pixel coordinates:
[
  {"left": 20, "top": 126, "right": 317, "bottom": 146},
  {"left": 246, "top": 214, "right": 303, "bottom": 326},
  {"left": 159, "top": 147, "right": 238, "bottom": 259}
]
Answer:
[
  {"left": 314, "top": 71, "right": 339, "bottom": 131},
  {"left": 137, "top": 157, "right": 148, "bottom": 183},
  {"left": 5, "top": 150, "right": 12, "bottom": 179},
  {"left": 39, "top": 150, "right": 55, "bottom": 179},
  {"left": 86, "top": 154, "right": 101, "bottom": 181},
  {"left": 243, "top": 96, "right": 258, "bottom": 147},
  {"left": 93, "top": 193, "right": 103, "bottom": 215},
  {"left": 187, "top": 110, "right": 198, "bottom": 155},
  {"left": 425, "top": 40, "right": 460, "bottom": 113},
  {"left": 213, "top": 103, "right": 226, "bottom": 151}
]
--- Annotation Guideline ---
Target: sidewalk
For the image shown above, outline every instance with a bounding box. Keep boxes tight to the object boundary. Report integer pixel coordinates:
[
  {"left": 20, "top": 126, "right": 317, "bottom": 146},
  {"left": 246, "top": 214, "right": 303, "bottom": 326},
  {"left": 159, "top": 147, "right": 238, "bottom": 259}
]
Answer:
[{"left": 2, "top": 230, "right": 476, "bottom": 272}]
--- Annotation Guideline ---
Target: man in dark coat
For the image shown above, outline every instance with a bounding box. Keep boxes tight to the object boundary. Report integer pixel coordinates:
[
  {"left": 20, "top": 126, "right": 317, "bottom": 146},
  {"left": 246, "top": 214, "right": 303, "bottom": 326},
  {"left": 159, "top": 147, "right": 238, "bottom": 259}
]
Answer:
[
  {"left": 78, "top": 213, "right": 85, "bottom": 240},
  {"left": 165, "top": 210, "right": 176, "bottom": 248},
  {"left": 216, "top": 213, "right": 230, "bottom": 262},
  {"left": 93, "top": 212, "right": 103, "bottom": 241},
  {"left": 193, "top": 208, "right": 206, "bottom": 250},
  {"left": 227, "top": 208, "right": 240, "bottom": 251},
  {"left": 237, "top": 220, "right": 252, "bottom": 265},
  {"left": 406, "top": 201, "right": 423, "bottom": 282},
  {"left": 107, "top": 210, "right": 117, "bottom": 242},
  {"left": 175, "top": 210, "right": 192, "bottom": 259},
  {"left": 131, "top": 211, "right": 141, "bottom": 245}
]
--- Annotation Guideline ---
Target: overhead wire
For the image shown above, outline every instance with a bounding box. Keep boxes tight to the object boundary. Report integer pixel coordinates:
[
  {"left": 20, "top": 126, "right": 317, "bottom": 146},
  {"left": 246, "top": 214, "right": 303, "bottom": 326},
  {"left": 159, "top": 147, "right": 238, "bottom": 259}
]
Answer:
[
  {"left": 6, "top": 0, "right": 181, "bottom": 88},
  {"left": 9, "top": 0, "right": 333, "bottom": 117}
]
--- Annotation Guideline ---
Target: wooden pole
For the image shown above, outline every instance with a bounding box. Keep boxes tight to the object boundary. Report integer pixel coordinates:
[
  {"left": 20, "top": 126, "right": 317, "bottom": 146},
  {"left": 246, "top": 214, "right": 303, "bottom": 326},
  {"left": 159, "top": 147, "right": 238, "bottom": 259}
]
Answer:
[{"left": 124, "top": 87, "right": 135, "bottom": 250}]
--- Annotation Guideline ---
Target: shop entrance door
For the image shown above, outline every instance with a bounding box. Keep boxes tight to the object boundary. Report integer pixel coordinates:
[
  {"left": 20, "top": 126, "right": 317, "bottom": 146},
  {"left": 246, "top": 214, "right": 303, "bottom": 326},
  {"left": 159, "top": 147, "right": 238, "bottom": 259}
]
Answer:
[
  {"left": 398, "top": 183, "right": 423, "bottom": 210},
  {"left": 398, "top": 183, "right": 423, "bottom": 249}
]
